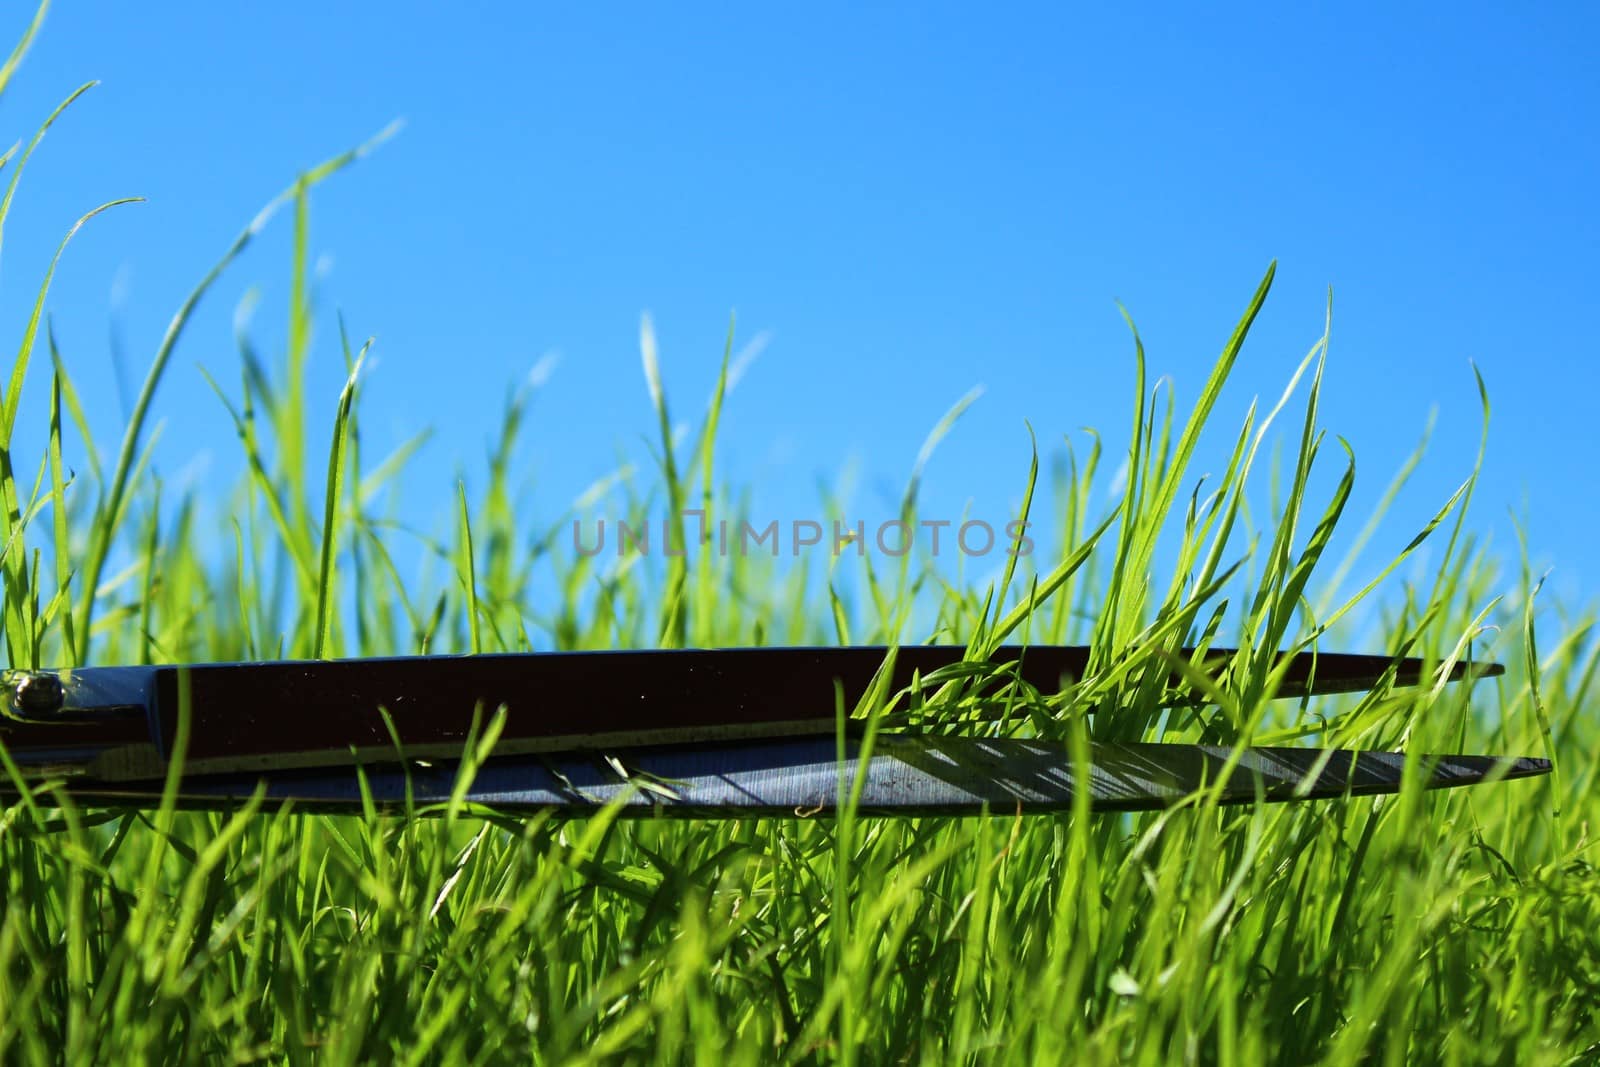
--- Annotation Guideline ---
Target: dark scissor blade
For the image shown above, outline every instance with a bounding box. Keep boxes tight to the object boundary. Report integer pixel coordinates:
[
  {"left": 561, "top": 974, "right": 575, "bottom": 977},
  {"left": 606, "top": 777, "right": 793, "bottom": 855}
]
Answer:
[
  {"left": 38, "top": 737, "right": 1550, "bottom": 815},
  {"left": 12, "top": 646, "right": 1502, "bottom": 779}
]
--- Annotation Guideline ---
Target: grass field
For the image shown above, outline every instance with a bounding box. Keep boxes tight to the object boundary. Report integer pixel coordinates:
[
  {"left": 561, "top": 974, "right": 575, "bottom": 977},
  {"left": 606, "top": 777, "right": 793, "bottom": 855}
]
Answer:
[{"left": 0, "top": 9, "right": 1597, "bottom": 1063}]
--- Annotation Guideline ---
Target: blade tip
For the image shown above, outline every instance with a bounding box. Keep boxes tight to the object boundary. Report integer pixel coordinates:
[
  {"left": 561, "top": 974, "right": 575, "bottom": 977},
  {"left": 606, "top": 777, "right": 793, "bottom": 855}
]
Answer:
[
  {"left": 1447, "top": 659, "right": 1505, "bottom": 680},
  {"left": 1507, "top": 756, "right": 1553, "bottom": 778}
]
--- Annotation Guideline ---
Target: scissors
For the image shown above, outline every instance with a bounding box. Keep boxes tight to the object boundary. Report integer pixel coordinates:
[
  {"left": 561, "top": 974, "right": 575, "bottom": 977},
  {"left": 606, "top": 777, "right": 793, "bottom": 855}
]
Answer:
[{"left": 0, "top": 646, "right": 1549, "bottom": 816}]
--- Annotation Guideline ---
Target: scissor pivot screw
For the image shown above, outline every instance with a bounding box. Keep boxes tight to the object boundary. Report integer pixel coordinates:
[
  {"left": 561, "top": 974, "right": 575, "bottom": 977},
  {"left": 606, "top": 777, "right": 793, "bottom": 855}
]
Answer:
[{"left": 8, "top": 672, "right": 65, "bottom": 719}]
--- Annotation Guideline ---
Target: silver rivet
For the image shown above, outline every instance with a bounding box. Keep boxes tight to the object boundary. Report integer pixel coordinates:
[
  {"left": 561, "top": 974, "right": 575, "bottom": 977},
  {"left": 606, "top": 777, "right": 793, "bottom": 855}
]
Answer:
[{"left": 11, "top": 672, "right": 64, "bottom": 717}]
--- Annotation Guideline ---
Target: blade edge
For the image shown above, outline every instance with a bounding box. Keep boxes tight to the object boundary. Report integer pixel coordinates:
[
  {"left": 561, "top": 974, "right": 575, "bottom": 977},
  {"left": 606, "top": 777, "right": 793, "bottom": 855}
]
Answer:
[{"left": 18, "top": 736, "right": 1549, "bottom": 815}]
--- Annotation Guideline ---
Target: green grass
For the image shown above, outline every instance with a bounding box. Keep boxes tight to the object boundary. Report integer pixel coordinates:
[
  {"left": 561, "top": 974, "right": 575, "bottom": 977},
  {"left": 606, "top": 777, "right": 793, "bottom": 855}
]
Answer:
[{"left": 1, "top": 7, "right": 1598, "bottom": 1062}]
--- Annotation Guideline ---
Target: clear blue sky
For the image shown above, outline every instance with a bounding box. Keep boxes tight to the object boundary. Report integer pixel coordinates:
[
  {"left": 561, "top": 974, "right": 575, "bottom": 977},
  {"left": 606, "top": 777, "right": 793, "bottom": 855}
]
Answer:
[{"left": 1, "top": 2, "right": 1595, "bottom": 624}]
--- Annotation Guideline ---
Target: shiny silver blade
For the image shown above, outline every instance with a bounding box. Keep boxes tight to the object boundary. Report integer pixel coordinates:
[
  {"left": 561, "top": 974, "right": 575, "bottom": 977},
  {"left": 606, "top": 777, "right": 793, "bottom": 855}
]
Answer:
[{"left": 37, "top": 736, "right": 1551, "bottom": 815}]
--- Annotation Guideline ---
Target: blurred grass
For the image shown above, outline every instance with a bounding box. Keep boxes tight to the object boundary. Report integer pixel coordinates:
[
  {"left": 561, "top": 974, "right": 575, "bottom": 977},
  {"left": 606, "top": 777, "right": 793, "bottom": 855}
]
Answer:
[{"left": 0, "top": 5, "right": 1598, "bottom": 1063}]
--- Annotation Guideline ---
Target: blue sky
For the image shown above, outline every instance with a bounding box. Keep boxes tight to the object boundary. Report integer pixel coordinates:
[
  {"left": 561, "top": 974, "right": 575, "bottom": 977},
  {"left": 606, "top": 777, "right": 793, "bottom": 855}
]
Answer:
[{"left": 0, "top": 2, "right": 1595, "bottom": 630}]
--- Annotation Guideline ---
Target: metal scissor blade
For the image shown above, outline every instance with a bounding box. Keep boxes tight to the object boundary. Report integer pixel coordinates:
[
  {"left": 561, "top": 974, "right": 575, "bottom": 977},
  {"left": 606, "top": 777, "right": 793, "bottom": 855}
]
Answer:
[
  {"left": 34, "top": 737, "right": 1550, "bottom": 815},
  {"left": 2, "top": 646, "right": 1504, "bottom": 780}
]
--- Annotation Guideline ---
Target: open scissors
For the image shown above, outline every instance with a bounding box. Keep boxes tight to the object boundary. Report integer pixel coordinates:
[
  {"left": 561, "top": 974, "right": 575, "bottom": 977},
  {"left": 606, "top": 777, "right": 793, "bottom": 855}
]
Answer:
[{"left": 0, "top": 646, "right": 1549, "bottom": 815}]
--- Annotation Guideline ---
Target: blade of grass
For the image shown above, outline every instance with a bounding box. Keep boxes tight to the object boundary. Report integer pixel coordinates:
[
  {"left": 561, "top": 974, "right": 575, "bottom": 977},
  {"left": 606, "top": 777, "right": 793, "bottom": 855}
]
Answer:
[
  {"left": 312, "top": 331, "right": 368, "bottom": 659},
  {"left": 75, "top": 120, "right": 399, "bottom": 663}
]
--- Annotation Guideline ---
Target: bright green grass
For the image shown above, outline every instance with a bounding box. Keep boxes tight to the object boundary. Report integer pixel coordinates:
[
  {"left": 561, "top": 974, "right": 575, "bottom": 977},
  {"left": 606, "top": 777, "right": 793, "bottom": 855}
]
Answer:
[{"left": 1, "top": 8, "right": 1598, "bottom": 1063}]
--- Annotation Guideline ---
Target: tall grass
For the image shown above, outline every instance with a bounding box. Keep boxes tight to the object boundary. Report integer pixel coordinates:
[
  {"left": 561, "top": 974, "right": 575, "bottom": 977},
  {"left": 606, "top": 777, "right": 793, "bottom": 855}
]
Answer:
[{"left": 0, "top": 6, "right": 1597, "bottom": 1063}]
